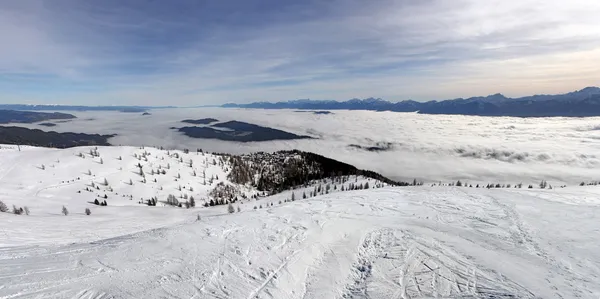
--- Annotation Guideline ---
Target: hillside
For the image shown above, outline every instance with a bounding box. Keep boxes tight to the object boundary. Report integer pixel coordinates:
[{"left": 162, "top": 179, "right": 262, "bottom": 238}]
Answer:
[
  {"left": 0, "top": 145, "right": 599, "bottom": 298},
  {"left": 222, "top": 87, "right": 600, "bottom": 117},
  {"left": 0, "top": 109, "right": 75, "bottom": 124}
]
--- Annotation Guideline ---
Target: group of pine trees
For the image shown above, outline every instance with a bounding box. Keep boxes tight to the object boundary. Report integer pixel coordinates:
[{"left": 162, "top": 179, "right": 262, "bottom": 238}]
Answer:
[
  {"left": 93, "top": 199, "right": 108, "bottom": 206},
  {"left": 2, "top": 202, "right": 30, "bottom": 215},
  {"left": 0, "top": 200, "right": 29, "bottom": 215},
  {"left": 432, "top": 180, "right": 558, "bottom": 190}
]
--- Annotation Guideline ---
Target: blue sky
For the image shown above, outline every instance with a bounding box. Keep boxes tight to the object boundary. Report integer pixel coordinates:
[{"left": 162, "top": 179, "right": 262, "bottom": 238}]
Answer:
[{"left": 1, "top": 0, "right": 599, "bottom": 105}]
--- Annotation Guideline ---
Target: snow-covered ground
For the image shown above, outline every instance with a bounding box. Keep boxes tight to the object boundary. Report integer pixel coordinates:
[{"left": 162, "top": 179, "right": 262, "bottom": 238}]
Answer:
[{"left": 1, "top": 145, "right": 600, "bottom": 298}]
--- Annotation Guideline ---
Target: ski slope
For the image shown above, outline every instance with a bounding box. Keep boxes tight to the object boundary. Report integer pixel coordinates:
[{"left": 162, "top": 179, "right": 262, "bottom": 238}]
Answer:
[{"left": 1, "top": 145, "right": 600, "bottom": 298}]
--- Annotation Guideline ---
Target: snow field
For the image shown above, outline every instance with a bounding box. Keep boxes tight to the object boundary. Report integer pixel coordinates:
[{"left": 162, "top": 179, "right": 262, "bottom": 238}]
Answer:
[{"left": 0, "top": 145, "right": 599, "bottom": 298}]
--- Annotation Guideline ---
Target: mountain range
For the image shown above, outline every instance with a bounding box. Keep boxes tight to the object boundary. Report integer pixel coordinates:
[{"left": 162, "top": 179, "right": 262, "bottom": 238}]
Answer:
[{"left": 222, "top": 87, "right": 600, "bottom": 117}]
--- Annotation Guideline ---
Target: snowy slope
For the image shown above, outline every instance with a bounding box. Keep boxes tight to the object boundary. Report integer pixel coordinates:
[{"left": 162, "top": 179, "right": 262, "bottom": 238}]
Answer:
[{"left": 1, "top": 146, "right": 600, "bottom": 298}]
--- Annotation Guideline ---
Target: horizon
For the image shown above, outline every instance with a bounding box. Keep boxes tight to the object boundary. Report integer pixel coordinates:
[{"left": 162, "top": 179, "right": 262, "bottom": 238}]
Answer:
[
  {"left": 1, "top": 85, "right": 598, "bottom": 107},
  {"left": 1, "top": 1, "right": 599, "bottom": 105}
]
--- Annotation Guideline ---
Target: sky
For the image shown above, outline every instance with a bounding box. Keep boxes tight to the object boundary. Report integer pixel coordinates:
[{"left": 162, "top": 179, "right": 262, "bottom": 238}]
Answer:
[{"left": 1, "top": 0, "right": 599, "bottom": 106}]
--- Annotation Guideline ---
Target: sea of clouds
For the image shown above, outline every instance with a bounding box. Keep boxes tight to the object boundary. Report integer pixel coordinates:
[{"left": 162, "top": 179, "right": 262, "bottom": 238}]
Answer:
[{"left": 11, "top": 108, "right": 600, "bottom": 185}]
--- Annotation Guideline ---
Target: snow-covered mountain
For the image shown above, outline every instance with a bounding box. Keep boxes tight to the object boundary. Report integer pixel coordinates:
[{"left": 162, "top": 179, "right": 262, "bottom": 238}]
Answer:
[
  {"left": 0, "top": 145, "right": 599, "bottom": 298},
  {"left": 222, "top": 87, "right": 600, "bottom": 117}
]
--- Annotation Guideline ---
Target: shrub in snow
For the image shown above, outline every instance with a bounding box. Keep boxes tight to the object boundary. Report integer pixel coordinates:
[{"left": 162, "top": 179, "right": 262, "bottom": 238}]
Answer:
[
  {"left": 62, "top": 206, "right": 69, "bottom": 216},
  {"left": 253, "top": 206, "right": 257, "bottom": 210},
  {"left": 0, "top": 200, "right": 7, "bottom": 212},
  {"left": 228, "top": 203, "right": 235, "bottom": 213},
  {"left": 85, "top": 208, "right": 91, "bottom": 215},
  {"left": 13, "top": 205, "right": 22, "bottom": 215}
]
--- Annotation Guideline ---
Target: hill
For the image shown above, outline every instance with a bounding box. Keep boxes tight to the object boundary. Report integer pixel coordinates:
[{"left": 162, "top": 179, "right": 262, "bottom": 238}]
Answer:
[
  {"left": 0, "top": 126, "right": 114, "bottom": 148},
  {"left": 223, "top": 87, "right": 600, "bottom": 117},
  {"left": 0, "top": 145, "right": 598, "bottom": 298},
  {"left": 0, "top": 109, "right": 75, "bottom": 124},
  {"left": 177, "top": 120, "right": 314, "bottom": 142}
]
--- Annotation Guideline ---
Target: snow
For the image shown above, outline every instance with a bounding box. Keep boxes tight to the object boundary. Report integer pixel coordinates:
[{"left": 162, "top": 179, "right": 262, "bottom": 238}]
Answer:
[{"left": 1, "top": 145, "right": 600, "bottom": 298}]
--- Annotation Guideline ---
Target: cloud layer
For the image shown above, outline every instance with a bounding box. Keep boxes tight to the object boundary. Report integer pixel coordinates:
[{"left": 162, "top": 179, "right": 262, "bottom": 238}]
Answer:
[
  {"left": 10, "top": 108, "right": 600, "bottom": 185},
  {"left": 1, "top": 0, "right": 599, "bottom": 105}
]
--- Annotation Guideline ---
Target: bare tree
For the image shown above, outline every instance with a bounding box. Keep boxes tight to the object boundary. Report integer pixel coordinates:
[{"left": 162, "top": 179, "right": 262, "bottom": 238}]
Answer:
[{"left": 62, "top": 205, "right": 69, "bottom": 216}]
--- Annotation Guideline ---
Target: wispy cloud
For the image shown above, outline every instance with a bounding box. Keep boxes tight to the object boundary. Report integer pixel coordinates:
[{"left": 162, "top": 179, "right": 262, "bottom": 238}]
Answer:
[{"left": 1, "top": 0, "right": 599, "bottom": 105}]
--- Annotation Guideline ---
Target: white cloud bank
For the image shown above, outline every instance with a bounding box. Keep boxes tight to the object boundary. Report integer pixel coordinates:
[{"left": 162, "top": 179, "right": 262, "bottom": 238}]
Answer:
[{"left": 9, "top": 109, "right": 600, "bottom": 185}]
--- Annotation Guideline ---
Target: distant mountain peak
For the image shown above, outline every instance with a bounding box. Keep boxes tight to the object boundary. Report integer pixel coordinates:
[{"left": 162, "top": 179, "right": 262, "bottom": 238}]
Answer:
[{"left": 578, "top": 86, "right": 600, "bottom": 93}]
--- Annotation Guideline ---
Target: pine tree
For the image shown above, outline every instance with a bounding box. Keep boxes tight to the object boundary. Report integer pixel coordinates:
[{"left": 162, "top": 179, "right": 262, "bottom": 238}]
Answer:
[
  {"left": 103, "top": 200, "right": 107, "bottom": 206},
  {"left": 302, "top": 192, "right": 307, "bottom": 199},
  {"left": 228, "top": 203, "right": 235, "bottom": 213},
  {"left": 291, "top": 192, "right": 295, "bottom": 201},
  {"left": 62, "top": 205, "right": 69, "bottom": 216},
  {"left": 0, "top": 200, "right": 7, "bottom": 212},
  {"left": 456, "top": 180, "right": 462, "bottom": 187},
  {"left": 190, "top": 196, "right": 195, "bottom": 207},
  {"left": 85, "top": 208, "right": 91, "bottom": 215}
]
